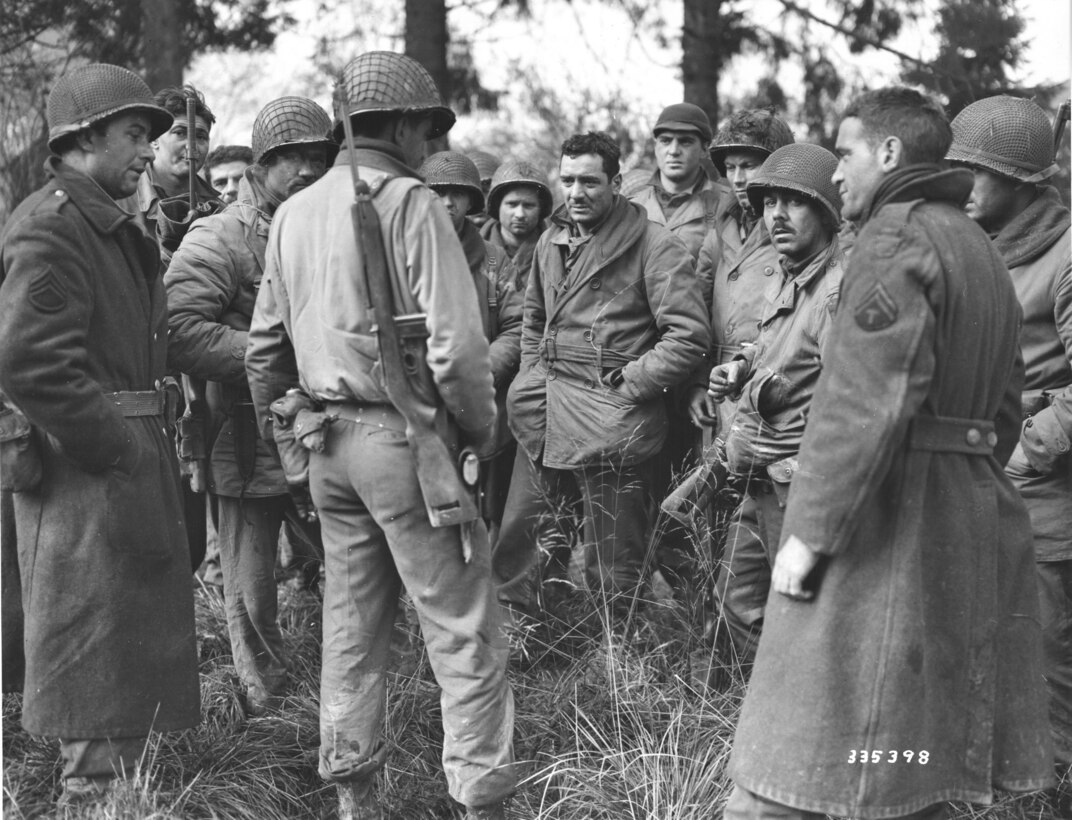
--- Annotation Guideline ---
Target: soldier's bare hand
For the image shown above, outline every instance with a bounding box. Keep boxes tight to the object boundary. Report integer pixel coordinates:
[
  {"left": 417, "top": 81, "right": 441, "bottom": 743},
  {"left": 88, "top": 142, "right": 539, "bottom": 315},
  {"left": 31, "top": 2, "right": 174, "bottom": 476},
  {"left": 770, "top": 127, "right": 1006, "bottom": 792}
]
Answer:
[
  {"left": 288, "top": 484, "right": 319, "bottom": 523},
  {"left": 772, "top": 534, "right": 820, "bottom": 601},
  {"left": 707, "top": 362, "right": 744, "bottom": 403},
  {"left": 686, "top": 386, "right": 718, "bottom": 428}
]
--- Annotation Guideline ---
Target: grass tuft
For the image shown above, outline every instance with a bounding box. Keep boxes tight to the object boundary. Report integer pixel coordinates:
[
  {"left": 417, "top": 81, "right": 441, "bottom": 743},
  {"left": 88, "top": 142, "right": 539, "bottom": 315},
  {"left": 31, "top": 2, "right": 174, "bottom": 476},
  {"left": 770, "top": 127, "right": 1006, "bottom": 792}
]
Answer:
[{"left": 5, "top": 549, "right": 1068, "bottom": 819}]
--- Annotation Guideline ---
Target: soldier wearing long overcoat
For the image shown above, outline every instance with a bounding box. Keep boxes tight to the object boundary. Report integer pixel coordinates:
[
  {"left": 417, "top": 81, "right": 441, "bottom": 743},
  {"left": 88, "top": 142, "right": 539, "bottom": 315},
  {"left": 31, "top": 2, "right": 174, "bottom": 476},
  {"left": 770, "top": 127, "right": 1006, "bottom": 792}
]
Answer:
[
  {"left": 726, "top": 87, "right": 1053, "bottom": 820},
  {"left": 0, "top": 64, "right": 199, "bottom": 805}
]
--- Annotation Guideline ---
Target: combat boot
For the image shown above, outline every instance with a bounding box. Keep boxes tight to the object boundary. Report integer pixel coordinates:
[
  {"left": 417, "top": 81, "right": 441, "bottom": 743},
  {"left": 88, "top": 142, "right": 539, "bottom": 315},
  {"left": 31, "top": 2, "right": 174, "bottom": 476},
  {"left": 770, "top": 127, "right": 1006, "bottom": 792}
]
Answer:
[
  {"left": 465, "top": 801, "right": 507, "bottom": 820},
  {"left": 335, "top": 781, "right": 382, "bottom": 820}
]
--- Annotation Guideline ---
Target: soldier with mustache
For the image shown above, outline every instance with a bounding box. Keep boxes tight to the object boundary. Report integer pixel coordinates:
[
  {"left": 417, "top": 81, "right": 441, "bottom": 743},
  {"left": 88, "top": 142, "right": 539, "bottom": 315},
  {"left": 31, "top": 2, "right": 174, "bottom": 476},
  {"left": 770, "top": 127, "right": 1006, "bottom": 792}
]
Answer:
[
  {"left": 164, "top": 97, "right": 336, "bottom": 717},
  {"left": 705, "top": 143, "right": 848, "bottom": 664}
]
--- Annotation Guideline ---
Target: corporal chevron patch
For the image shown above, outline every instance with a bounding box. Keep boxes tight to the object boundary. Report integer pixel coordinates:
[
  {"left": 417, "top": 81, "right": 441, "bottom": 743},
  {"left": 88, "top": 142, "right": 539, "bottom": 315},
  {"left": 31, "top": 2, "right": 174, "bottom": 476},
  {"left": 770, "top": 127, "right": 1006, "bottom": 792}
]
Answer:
[{"left": 854, "top": 282, "right": 898, "bottom": 332}]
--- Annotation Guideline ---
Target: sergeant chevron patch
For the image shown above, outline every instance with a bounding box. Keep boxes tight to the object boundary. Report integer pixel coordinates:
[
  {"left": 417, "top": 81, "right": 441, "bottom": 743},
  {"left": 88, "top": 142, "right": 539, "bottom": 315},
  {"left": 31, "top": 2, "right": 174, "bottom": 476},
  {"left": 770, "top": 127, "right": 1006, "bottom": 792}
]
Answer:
[
  {"left": 28, "top": 268, "right": 67, "bottom": 313},
  {"left": 855, "top": 282, "right": 897, "bottom": 331}
]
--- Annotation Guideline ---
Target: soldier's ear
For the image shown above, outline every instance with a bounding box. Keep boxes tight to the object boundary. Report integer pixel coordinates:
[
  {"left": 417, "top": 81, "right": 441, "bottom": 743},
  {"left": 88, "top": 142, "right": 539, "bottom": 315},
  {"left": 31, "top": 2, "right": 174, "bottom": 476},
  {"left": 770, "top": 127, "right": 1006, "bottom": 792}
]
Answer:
[
  {"left": 611, "top": 173, "right": 622, "bottom": 193},
  {"left": 878, "top": 136, "right": 903, "bottom": 172}
]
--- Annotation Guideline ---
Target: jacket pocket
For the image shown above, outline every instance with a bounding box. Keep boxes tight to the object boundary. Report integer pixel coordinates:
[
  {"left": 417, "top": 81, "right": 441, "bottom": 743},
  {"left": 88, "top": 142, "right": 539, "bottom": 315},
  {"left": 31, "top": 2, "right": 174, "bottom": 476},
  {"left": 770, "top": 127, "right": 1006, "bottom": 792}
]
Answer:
[{"left": 0, "top": 405, "right": 42, "bottom": 492}]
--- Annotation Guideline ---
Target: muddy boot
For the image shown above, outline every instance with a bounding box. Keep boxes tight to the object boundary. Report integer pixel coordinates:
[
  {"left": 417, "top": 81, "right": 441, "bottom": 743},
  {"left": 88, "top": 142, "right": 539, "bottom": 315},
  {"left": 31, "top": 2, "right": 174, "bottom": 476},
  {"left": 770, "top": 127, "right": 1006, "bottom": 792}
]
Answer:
[
  {"left": 335, "top": 781, "right": 382, "bottom": 820},
  {"left": 57, "top": 776, "right": 111, "bottom": 811},
  {"left": 465, "top": 801, "right": 507, "bottom": 820}
]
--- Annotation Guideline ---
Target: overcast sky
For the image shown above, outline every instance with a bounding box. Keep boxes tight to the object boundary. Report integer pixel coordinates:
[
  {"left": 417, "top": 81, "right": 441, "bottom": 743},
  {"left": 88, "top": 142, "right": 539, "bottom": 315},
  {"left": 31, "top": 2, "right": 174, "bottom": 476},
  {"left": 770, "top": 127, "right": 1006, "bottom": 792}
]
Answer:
[{"left": 190, "top": 0, "right": 1072, "bottom": 147}]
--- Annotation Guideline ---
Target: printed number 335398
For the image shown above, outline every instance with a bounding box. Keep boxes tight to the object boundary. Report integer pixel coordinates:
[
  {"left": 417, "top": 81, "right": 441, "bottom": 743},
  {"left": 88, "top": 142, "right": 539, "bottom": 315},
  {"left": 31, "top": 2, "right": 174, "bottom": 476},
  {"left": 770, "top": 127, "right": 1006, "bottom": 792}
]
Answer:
[{"left": 847, "top": 750, "right": 930, "bottom": 764}]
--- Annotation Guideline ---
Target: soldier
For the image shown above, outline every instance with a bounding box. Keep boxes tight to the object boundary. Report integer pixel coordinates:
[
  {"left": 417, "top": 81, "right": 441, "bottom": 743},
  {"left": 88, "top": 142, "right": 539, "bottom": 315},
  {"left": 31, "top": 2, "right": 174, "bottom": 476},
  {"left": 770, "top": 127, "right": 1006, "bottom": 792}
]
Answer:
[
  {"left": 630, "top": 102, "right": 725, "bottom": 261},
  {"left": 419, "top": 151, "right": 524, "bottom": 531},
  {"left": 630, "top": 104, "right": 728, "bottom": 602},
  {"left": 0, "top": 63, "right": 199, "bottom": 807},
  {"left": 704, "top": 143, "right": 847, "bottom": 665},
  {"left": 726, "top": 86, "right": 1054, "bottom": 819},
  {"left": 480, "top": 158, "right": 554, "bottom": 289},
  {"left": 467, "top": 149, "right": 502, "bottom": 229},
  {"left": 948, "top": 95, "right": 1072, "bottom": 767},
  {"left": 119, "top": 84, "right": 222, "bottom": 266},
  {"left": 245, "top": 52, "right": 515, "bottom": 820},
  {"left": 165, "top": 97, "right": 335, "bottom": 717},
  {"left": 204, "top": 144, "right": 254, "bottom": 205},
  {"left": 687, "top": 108, "right": 795, "bottom": 433},
  {"left": 683, "top": 109, "right": 793, "bottom": 657},
  {"left": 493, "top": 131, "right": 709, "bottom": 623}
]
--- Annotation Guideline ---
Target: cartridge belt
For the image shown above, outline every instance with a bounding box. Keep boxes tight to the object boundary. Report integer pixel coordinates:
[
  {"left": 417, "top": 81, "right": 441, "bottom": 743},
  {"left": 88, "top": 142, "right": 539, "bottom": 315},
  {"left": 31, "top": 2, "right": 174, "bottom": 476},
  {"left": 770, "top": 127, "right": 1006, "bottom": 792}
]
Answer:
[
  {"left": 324, "top": 401, "right": 407, "bottom": 434},
  {"left": 104, "top": 389, "right": 166, "bottom": 417}
]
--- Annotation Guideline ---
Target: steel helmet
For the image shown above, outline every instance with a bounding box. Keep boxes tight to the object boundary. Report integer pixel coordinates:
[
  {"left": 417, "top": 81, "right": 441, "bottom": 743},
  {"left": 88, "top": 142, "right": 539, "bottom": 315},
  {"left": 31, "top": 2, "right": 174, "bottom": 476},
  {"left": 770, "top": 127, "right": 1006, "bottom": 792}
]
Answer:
[
  {"left": 334, "top": 51, "right": 455, "bottom": 140},
  {"left": 419, "top": 151, "right": 485, "bottom": 213},
  {"left": 709, "top": 109, "right": 795, "bottom": 176},
  {"left": 746, "top": 143, "right": 843, "bottom": 225},
  {"left": 251, "top": 96, "right": 338, "bottom": 165},
  {"left": 487, "top": 158, "right": 553, "bottom": 220},
  {"left": 947, "top": 95, "right": 1058, "bottom": 183},
  {"left": 47, "top": 63, "right": 172, "bottom": 151},
  {"left": 467, "top": 150, "right": 501, "bottom": 184}
]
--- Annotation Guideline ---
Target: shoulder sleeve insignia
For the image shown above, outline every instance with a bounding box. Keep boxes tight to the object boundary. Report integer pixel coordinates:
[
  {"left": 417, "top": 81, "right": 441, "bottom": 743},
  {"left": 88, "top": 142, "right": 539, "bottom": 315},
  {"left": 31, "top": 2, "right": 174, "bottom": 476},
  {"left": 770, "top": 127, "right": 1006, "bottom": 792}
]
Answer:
[
  {"left": 854, "top": 281, "right": 897, "bottom": 331},
  {"left": 28, "top": 267, "right": 67, "bottom": 313}
]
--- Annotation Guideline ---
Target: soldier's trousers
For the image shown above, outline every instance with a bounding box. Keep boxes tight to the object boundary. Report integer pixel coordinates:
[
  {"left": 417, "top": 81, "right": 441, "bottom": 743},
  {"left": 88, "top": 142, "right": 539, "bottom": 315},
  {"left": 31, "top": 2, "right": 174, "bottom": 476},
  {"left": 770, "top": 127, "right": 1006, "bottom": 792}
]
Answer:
[
  {"left": 219, "top": 494, "right": 319, "bottom": 699},
  {"left": 715, "top": 483, "right": 785, "bottom": 665},
  {"left": 1008, "top": 457, "right": 1072, "bottom": 764},
  {"left": 310, "top": 414, "right": 516, "bottom": 807},
  {"left": 493, "top": 452, "right": 652, "bottom": 618}
]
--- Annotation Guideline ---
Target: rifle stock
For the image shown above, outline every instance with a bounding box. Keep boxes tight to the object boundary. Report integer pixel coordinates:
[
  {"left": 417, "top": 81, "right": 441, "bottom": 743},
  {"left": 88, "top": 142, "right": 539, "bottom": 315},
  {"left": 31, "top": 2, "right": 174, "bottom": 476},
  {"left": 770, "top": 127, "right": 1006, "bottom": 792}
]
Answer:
[{"left": 338, "top": 105, "right": 478, "bottom": 529}]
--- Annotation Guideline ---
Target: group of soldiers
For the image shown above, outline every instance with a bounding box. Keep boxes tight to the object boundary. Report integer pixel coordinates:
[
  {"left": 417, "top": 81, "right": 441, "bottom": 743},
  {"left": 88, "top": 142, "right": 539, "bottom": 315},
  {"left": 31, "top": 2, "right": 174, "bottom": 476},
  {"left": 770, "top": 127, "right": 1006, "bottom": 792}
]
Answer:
[{"left": 0, "top": 46, "right": 1068, "bottom": 820}]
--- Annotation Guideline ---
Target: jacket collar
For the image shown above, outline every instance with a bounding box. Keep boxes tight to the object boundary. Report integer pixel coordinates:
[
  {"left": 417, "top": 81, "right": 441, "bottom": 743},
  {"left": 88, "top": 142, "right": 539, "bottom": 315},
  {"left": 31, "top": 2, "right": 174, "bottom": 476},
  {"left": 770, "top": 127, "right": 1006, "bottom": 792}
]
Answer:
[
  {"left": 863, "top": 164, "right": 973, "bottom": 224},
  {"left": 44, "top": 156, "right": 138, "bottom": 235},
  {"left": 778, "top": 234, "right": 839, "bottom": 291},
  {"left": 549, "top": 194, "right": 646, "bottom": 261},
  {"left": 332, "top": 138, "right": 421, "bottom": 180},
  {"left": 233, "top": 165, "right": 284, "bottom": 222},
  {"left": 992, "top": 186, "right": 1071, "bottom": 268}
]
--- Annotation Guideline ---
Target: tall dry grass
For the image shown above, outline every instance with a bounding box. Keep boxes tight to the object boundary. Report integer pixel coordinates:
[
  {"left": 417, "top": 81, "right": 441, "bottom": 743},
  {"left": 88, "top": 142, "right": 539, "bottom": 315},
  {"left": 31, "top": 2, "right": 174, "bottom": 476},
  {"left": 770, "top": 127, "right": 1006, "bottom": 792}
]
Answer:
[{"left": 3, "top": 542, "right": 1068, "bottom": 818}]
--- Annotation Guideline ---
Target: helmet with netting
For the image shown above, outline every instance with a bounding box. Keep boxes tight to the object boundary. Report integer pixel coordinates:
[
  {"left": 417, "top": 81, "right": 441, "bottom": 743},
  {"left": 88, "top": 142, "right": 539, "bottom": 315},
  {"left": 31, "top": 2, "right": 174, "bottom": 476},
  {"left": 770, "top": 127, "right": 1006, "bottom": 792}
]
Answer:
[
  {"left": 709, "top": 109, "right": 795, "bottom": 176},
  {"left": 620, "top": 168, "right": 654, "bottom": 199},
  {"left": 947, "top": 96, "right": 1058, "bottom": 183},
  {"left": 252, "top": 97, "right": 338, "bottom": 165},
  {"left": 467, "top": 150, "right": 501, "bottom": 183},
  {"left": 419, "top": 151, "right": 484, "bottom": 213},
  {"left": 335, "top": 51, "right": 455, "bottom": 139},
  {"left": 746, "top": 143, "right": 842, "bottom": 225},
  {"left": 487, "top": 158, "right": 553, "bottom": 219},
  {"left": 47, "top": 63, "right": 173, "bottom": 150}
]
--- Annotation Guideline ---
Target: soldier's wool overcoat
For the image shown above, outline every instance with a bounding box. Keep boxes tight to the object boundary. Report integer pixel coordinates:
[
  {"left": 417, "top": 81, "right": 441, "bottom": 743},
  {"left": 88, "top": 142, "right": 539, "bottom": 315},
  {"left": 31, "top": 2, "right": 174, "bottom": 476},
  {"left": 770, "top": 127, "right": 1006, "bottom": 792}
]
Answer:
[
  {"left": 730, "top": 166, "right": 1054, "bottom": 816},
  {"left": 0, "top": 158, "right": 200, "bottom": 737}
]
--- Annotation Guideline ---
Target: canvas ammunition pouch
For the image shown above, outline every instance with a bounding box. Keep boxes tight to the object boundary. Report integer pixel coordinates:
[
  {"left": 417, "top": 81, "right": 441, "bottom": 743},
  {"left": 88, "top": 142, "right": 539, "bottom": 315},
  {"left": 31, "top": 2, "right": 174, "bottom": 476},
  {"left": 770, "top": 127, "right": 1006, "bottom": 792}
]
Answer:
[
  {"left": 765, "top": 456, "right": 798, "bottom": 508},
  {"left": 269, "top": 391, "right": 338, "bottom": 486},
  {"left": 0, "top": 404, "right": 41, "bottom": 492}
]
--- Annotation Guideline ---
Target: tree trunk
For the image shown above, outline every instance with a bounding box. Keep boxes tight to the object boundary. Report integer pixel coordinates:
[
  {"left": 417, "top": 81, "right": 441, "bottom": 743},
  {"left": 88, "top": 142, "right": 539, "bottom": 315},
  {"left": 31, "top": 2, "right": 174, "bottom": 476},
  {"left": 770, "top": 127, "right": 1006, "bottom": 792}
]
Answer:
[
  {"left": 405, "top": 0, "right": 451, "bottom": 151},
  {"left": 682, "top": 0, "right": 722, "bottom": 129},
  {"left": 142, "top": 0, "right": 184, "bottom": 90}
]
